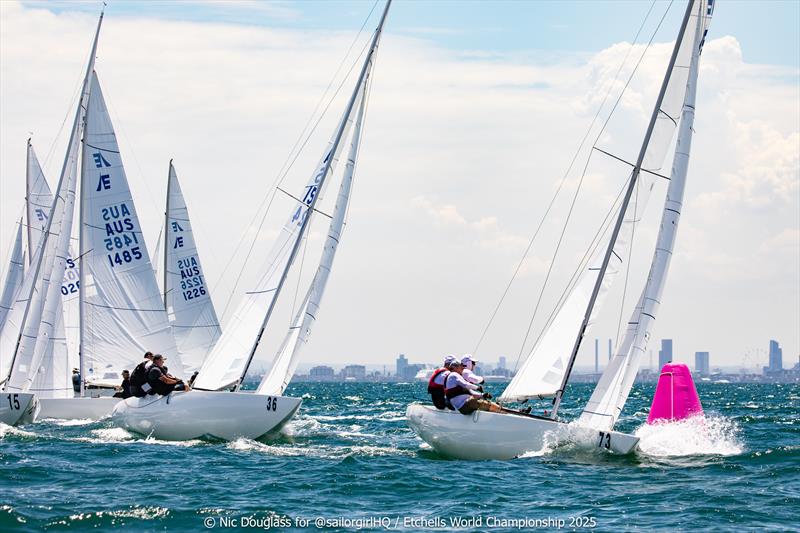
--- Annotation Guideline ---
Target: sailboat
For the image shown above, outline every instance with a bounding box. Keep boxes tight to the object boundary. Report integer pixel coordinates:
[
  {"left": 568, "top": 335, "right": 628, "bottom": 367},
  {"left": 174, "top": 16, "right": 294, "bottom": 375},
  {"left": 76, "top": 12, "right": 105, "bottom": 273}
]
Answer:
[
  {"left": 162, "top": 161, "right": 222, "bottom": 372},
  {"left": 111, "top": 0, "right": 391, "bottom": 441},
  {"left": 0, "top": 9, "right": 102, "bottom": 426},
  {"left": 407, "top": 0, "right": 714, "bottom": 460}
]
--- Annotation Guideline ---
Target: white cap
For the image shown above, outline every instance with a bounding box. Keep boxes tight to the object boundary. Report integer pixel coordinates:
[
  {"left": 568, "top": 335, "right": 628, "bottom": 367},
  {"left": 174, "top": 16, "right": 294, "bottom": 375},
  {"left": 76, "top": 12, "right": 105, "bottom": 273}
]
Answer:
[
  {"left": 461, "top": 354, "right": 475, "bottom": 367},
  {"left": 443, "top": 355, "right": 456, "bottom": 367}
]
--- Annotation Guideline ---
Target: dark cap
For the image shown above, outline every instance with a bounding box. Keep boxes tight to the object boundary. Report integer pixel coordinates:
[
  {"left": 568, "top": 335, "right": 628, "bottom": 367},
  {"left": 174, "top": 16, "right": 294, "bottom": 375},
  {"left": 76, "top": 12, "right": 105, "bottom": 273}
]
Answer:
[{"left": 153, "top": 354, "right": 165, "bottom": 361}]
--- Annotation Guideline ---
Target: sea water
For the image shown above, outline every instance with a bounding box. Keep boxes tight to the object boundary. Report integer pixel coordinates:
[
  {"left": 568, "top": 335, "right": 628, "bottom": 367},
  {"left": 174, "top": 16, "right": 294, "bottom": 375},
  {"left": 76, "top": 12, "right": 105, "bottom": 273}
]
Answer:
[{"left": 1, "top": 382, "right": 797, "bottom": 531}]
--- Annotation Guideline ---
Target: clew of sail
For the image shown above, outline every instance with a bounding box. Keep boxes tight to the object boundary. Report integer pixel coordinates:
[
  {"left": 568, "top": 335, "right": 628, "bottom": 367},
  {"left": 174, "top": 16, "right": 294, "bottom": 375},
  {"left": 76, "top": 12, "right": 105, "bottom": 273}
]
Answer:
[
  {"left": 80, "top": 71, "right": 185, "bottom": 385},
  {"left": 0, "top": 220, "right": 25, "bottom": 333},
  {"left": 164, "top": 162, "right": 222, "bottom": 372},
  {"left": 257, "top": 79, "right": 368, "bottom": 396},
  {"left": 579, "top": 0, "right": 711, "bottom": 431},
  {"left": 500, "top": 0, "right": 705, "bottom": 404}
]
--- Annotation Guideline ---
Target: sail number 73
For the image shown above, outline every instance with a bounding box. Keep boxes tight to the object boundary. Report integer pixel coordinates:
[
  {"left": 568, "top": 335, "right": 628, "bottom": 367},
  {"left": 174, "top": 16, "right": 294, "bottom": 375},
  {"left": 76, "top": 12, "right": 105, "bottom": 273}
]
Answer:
[{"left": 598, "top": 431, "right": 611, "bottom": 449}]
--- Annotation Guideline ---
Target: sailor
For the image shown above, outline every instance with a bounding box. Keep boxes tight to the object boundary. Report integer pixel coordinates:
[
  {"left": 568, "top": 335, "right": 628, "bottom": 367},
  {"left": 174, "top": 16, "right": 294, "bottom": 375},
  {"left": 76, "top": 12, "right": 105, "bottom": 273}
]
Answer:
[
  {"left": 445, "top": 360, "right": 501, "bottom": 415},
  {"left": 129, "top": 352, "right": 155, "bottom": 397},
  {"left": 146, "top": 354, "right": 190, "bottom": 396},
  {"left": 113, "top": 370, "right": 132, "bottom": 399},
  {"left": 460, "top": 354, "right": 484, "bottom": 385},
  {"left": 71, "top": 368, "right": 81, "bottom": 394},
  {"left": 427, "top": 355, "right": 455, "bottom": 410}
]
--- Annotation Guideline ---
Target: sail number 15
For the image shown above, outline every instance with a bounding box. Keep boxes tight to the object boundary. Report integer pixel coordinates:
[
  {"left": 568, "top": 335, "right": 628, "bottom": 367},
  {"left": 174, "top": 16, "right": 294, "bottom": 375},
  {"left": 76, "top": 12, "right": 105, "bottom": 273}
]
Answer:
[{"left": 6, "top": 394, "right": 20, "bottom": 410}]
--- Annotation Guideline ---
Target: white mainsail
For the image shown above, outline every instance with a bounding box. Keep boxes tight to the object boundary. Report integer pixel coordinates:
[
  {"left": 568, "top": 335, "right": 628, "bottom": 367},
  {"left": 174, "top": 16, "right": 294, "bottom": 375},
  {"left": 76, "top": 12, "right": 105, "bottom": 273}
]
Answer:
[
  {"left": 80, "top": 71, "right": 185, "bottom": 385},
  {"left": 500, "top": 0, "right": 703, "bottom": 404},
  {"left": 163, "top": 161, "right": 222, "bottom": 371},
  {"left": 579, "top": 0, "right": 711, "bottom": 431},
  {"left": 257, "top": 81, "right": 368, "bottom": 396},
  {"left": 0, "top": 220, "right": 25, "bottom": 333}
]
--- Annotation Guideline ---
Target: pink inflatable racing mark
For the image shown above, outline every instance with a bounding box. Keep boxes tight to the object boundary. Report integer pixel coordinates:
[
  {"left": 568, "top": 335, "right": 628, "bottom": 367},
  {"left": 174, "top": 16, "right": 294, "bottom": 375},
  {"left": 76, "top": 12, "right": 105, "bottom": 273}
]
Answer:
[{"left": 647, "top": 363, "right": 704, "bottom": 424}]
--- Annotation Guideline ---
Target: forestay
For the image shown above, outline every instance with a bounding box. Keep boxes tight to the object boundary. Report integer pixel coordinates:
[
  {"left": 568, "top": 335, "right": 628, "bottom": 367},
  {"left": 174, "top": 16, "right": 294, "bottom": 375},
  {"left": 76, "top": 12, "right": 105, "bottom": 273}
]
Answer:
[
  {"left": 500, "top": 0, "right": 703, "bottom": 403},
  {"left": 164, "top": 162, "right": 221, "bottom": 371},
  {"left": 579, "top": 0, "right": 711, "bottom": 431},
  {"left": 258, "top": 81, "right": 368, "bottom": 396},
  {"left": 80, "top": 72, "right": 185, "bottom": 385}
]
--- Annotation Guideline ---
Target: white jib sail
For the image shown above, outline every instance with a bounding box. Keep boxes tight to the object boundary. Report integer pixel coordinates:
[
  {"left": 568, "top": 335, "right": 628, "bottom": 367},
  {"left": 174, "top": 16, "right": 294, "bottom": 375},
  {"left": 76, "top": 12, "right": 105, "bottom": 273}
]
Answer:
[
  {"left": 80, "top": 72, "right": 185, "bottom": 385},
  {"left": 499, "top": 0, "right": 702, "bottom": 403},
  {"left": 579, "top": 0, "right": 711, "bottom": 431},
  {"left": 164, "top": 162, "right": 222, "bottom": 372},
  {"left": 0, "top": 220, "right": 25, "bottom": 333},
  {"left": 257, "top": 81, "right": 368, "bottom": 396},
  {"left": 25, "top": 143, "right": 78, "bottom": 398}
]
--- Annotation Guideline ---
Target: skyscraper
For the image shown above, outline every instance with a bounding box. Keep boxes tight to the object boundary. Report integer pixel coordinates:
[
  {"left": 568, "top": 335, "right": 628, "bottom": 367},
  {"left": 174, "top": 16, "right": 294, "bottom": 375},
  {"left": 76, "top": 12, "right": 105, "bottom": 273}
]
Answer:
[
  {"left": 396, "top": 354, "right": 408, "bottom": 378},
  {"left": 764, "top": 340, "right": 783, "bottom": 374},
  {"left": 595, "top": 338, "right": 600, "bottom": 373},
  {"left": 658, "top": 339, "right": 673, "bottom": 369},
  {"left": 695, "top": 351, "right": 710, "bottom": 376},
  {"left": 498, "top": 356, "right": 507, "bottom": 370},
  {"left": 608, "top": 338, "right": 612, "bottom": 361}
]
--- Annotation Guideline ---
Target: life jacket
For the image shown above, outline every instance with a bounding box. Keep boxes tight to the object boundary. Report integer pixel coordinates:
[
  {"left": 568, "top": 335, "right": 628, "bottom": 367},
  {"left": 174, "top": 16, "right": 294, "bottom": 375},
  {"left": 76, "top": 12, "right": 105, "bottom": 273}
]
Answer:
[
  {"left": 427, "top": 368, "right": 449, "bottom": 394},
  {"left": 445, "top": 375, "right": 473, "bottom": 400}
]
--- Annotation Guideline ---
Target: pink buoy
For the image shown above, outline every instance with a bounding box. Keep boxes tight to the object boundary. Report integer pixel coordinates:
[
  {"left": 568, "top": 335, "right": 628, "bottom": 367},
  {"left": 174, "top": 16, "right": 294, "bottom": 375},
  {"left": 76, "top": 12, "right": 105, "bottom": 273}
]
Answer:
[{"left": 647, "top": 363, "right": 704, "bottom": 424}]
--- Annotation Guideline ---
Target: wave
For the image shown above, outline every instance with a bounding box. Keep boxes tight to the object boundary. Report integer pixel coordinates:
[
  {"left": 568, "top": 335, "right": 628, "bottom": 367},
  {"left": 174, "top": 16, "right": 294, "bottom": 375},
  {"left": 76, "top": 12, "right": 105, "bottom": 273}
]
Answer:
[
  {"left": 0, "top": 422, "right": 37, "bottom": 439},
  {"left": 635, "top": 415, "right": 743, "bottom": 457},
  {"left": 227, "top": 438, "right": 413, "bottom": 459}
]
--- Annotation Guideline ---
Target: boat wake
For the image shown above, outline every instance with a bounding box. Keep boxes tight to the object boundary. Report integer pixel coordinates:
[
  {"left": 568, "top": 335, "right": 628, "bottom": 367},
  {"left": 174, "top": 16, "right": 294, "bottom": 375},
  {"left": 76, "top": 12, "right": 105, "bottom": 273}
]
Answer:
[
  {"left": 0, "top": 422, "right": 37, "bottom": 439},
  {"left": 227, "top": 438, "right": 412, "bottom": 459},
  {"left": 634, "top": 415, "right": 743, "bottom": 457}
]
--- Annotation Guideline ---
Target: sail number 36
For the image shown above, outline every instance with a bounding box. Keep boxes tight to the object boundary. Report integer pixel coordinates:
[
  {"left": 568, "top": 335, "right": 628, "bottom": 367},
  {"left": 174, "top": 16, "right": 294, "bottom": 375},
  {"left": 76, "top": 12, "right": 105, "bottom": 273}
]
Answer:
[
  {"left": 6, "top": 394, "right": 20, "bottom": 410},
  {"left": 266, "top": 396, "right": 278, "bottom": 411}
]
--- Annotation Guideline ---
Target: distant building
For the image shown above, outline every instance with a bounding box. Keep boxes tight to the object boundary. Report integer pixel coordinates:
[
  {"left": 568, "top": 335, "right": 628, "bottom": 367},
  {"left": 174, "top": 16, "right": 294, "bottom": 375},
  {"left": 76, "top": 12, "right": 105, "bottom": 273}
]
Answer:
[
  {"left": 396, "top": 354, "right": 408, "bottom": 378},
  {"left": 341, "top": 365, "right": 366, "bottom": 380},
  {"left": 308, "top": 366, "right": 336, "bottom": 381},
  {"left": 658, "top": 339, "right": 673, "bottom": 369},
  {"left": 402, "top": 363, "right": 425, "bottom": 381},
  {"left": 498, "top": 356, "right": 507, "bottom": 370},
  {"left": 695, "top": 351, "right": 710, "bottom": 376},
  {"left": 763, "top": 340, "right": 783, "bottom": 375},
  {"left": 595, "top": 338, "right": 600, "bottom": 373}
]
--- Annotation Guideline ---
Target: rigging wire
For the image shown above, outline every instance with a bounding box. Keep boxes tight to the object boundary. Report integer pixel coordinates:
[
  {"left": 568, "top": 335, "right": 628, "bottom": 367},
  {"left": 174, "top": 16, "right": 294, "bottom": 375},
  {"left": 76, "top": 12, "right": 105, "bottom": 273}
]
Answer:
[
  {"left": 216, "top": 1, "right": 379, "bottom": 322},
  {"left": 472, "top": 0, "right": 659, "bottom": 357},
  {"left": 509, "top": 0, "right": 675, "bottom": 374}
]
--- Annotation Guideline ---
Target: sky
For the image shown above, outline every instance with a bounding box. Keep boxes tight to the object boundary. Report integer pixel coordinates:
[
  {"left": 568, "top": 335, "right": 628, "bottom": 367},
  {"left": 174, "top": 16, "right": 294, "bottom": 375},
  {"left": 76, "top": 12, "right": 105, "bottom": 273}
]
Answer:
[{"left": 1, "top": 0, "right": 798, "bottom": 374}]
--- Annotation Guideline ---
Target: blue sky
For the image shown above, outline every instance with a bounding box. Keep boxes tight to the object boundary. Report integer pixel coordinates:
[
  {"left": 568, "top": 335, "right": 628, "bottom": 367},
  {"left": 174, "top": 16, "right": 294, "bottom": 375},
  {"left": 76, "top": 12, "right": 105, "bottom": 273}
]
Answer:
[{"left": 27, "top": 1, "right": 800, "bottom": 68}]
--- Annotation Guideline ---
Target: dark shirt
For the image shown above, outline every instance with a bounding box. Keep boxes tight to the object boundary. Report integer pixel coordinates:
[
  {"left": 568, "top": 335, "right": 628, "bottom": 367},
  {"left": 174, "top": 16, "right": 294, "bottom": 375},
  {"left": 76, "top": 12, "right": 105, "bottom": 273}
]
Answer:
[
  {"left": 147, "top": 365, "right": 169, "bottom": 395},
  {"left": 121, "top": 378, "right": 131, "bottom": 398}
]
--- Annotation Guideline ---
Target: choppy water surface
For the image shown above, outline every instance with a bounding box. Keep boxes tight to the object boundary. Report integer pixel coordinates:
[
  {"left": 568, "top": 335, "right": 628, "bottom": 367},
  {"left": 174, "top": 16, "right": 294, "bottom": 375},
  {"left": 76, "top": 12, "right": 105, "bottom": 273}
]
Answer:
[{"left": 1, "top": 382, "right": 797, "bottom": 531}]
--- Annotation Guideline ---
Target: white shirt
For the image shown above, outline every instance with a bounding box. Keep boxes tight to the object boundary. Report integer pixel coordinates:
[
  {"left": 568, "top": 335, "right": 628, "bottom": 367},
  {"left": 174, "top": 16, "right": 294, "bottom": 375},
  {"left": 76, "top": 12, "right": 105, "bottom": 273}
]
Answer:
[
  {"left": 445, "top": 372, "right": 481, "bottom": 410},
  {"left": 462, "top": 368, "right": 484, "bottom": 385},
  {"left": 432, "top": 369, "right": 449, "bottom": 386}
]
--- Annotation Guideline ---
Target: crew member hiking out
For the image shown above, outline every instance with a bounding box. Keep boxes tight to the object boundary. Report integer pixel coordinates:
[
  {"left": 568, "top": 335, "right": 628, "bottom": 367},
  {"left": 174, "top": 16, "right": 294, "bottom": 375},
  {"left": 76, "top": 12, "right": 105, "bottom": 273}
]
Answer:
[
  {"left": 445, "top": 360, "right": 501, "bottom": 415},
  {"left": 146, "top": 354, "right": 190, "bottom": 396},
  {"left": 129, "top": 352, "right": 154, "bottom": 397},
  {"left": 427, "top": 355, "right": 455, "bottom": 410}
]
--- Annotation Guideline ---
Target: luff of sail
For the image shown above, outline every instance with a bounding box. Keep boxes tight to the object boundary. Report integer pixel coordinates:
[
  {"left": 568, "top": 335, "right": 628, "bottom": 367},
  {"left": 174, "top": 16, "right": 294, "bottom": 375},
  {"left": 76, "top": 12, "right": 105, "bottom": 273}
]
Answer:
[
  {"left": 164, "top": 161, "right": 222, "bottom": 372},
  {"left": 258, "top": 77, "right": 369, "bottom": 396},
  {"left": 80, "top": 71, "right": 185, "bottom": 385},
  {"left": 500, "top": 0, "right": 701, "bottom": 405},
  {"left": 0, "top": 220, "right": 25, "bottom": 333},
  {"left": 579, "top": 0, "right": 712, "bottom": 431}
]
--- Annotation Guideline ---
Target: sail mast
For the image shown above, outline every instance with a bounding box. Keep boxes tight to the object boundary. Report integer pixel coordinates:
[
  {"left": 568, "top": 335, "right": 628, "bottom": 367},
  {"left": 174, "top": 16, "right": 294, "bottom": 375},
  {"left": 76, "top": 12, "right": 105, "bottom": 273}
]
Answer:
[
  {"left": 77, "top": 11, "right": 105, "bottom": 397},
  {"left": 163, "top": 160, "right": 172, "bottom": 310},
  {"left": 25, "top": 139, "right": 34, "bottom": 264},
  {"left": 550, "top": 0, "right": 696, "bottom": 417},
  {"left": 234, "top": 0, "right": 392, "bottom": 390}
]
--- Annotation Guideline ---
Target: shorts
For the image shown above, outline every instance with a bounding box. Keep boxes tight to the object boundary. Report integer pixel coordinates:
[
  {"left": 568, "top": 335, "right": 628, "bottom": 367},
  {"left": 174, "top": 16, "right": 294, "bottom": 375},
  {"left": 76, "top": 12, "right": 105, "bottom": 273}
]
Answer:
[{"left": 458, "top": 397, "right": 494, "bottom": 415}]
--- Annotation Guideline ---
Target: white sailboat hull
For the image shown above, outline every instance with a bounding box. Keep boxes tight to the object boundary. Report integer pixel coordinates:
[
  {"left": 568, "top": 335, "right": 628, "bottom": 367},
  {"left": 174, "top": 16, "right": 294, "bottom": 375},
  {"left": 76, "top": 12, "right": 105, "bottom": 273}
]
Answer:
[
  {"left": 0, "top": 393, "right": 39, "bottom": 426},
  {"left": 38, "top": 397, "right": 120, "bottom": 420},
  {"left": 406, "top": 404, "right": 639, "bottom": 460},
  {"left": 111, "top": 390, "right": 302, "bottom": 441}
]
